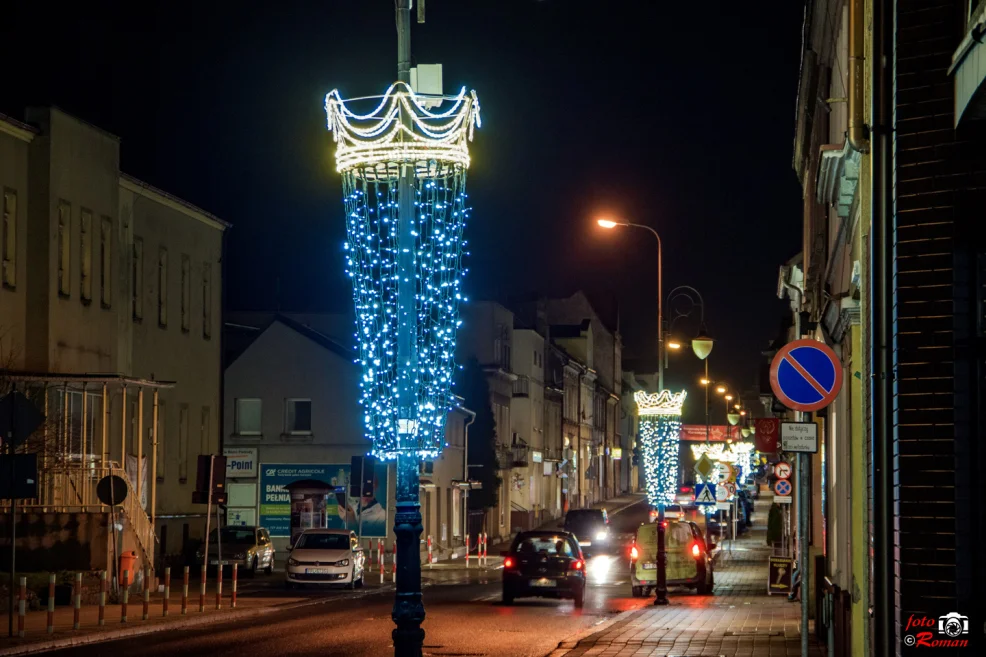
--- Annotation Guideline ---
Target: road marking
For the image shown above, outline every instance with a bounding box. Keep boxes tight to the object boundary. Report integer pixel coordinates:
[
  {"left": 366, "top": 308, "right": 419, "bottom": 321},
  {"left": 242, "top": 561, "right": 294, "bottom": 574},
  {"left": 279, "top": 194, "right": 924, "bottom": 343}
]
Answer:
[{"left": 471, "top": 592, "right": 500, "bottom": 602}]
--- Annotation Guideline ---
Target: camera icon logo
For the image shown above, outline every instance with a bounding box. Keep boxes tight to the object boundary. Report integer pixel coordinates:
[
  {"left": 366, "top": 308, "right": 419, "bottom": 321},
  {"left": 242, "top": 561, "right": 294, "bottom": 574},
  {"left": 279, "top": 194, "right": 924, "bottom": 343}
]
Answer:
[{"left": 938, "top": 612, "right": 968, "bottom": 638}]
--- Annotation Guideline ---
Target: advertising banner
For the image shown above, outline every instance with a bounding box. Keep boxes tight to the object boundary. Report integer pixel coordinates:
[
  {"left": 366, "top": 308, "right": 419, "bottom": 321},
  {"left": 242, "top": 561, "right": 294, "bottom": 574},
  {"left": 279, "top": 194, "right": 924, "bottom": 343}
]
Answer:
[
  {"left": 224, "top": 447, "right": 259, "bottom": 478},
  {"left": 259, "top": 462, "right": 389, "bottom": 537}
]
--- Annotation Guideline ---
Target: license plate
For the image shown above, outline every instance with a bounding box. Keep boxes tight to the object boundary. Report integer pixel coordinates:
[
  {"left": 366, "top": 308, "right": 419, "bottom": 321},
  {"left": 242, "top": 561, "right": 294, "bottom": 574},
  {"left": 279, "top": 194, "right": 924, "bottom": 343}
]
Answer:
[
  {"left": 210, "top": 560, "right": 229, "bottom": 566},
  {"left": 642, "top": 563, "right": 656, "bottom": 570},
  {"left": 578, "top": 541, "right": 591, "bottom": 546},
  {"left": 530, "top": 578, "right": 556, "bottom": 587},
  {"left": 306, "top": 568, "right": 332, "bottom": 574}
]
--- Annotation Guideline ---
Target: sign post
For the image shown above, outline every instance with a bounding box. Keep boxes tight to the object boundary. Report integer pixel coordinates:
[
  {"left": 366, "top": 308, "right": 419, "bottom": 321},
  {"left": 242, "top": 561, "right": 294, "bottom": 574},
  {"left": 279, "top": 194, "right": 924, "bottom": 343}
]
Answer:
[{"left": 769, "top": 339, "right": 843, "bottom": 656}]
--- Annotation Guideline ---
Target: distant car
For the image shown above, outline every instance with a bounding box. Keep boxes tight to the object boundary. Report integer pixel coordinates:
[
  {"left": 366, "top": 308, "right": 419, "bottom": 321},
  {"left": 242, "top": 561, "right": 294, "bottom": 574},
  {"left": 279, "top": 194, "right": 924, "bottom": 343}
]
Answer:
[
  {"left": 501, "top": 531, "right": 587, "bottom": 608},
  {"left": 195, "top": 526, "right": 275, "bottom": 576},
  {"left": 564, "top": 508, "right": 610, "bottom": 548},
  {"left": 285, "top": 529, "right": 365, "bottom": 589},
  {"left": 629, "top": 520, "right": 715, "bottom": 596}
]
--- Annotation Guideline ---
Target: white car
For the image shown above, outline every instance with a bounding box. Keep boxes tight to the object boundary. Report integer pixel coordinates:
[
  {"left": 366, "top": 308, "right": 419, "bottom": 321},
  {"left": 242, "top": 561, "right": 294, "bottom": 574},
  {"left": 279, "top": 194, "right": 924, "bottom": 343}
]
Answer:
[{"left": 285, "top": 529, "right": 366, "bottom": 589}]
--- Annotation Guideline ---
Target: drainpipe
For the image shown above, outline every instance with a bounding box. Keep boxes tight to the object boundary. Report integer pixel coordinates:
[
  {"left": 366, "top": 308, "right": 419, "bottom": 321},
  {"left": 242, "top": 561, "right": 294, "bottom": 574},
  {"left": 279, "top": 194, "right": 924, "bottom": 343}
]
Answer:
[
  {"left": 870, "top": 0, "right": 894, "bottom": 652},
  {"left": 848, "top": 0, "right": 870, "bottom": 153},
  {"left": 462, "top": 407, "right": 476, "bottom": 549}
]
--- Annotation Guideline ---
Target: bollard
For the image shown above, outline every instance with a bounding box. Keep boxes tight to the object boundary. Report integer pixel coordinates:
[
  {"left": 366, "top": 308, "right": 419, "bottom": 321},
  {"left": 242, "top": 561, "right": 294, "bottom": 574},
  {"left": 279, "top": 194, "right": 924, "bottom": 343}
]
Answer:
[
  {"left": 98, "top": 571, "right": 107, "bottom": 626},
  {"left": 18, "top": 576, "right": 26, "bottom": 638},
  {"left": 181, "top": 567, "right": 189, "bottom": 616},
  {"left": 47, "top": 574, "right": 55, "bottom": 634},
  {"left": 379, "top": 542, "right": 385, "bottom": 579},
  {"left": 392, "top": 542, "right": 397, "bottom": 580},
  {"left": 231, "top": 564, "right": 238, "bottom": 609},
  {"left": 215, "top": 564, "right": 223, "bottom": 610},
  {"left": 482, "top": 533, "right": 488, "bottom": 565},
  {"left": 466, "top": 533, "right": 471, "bottom": 568},
  {"left": 377, "top": 539, "right": 383, "bottom": 567},
  {"left": 199, "top": 566, "right": 206, "bottom": 612},
  {"left": 163, "top": 567, "right": 171, "bottom": 617},
  {"left": 427, "top": 535, "right": 433, "bottom": 565},
  {"left": 73, "top": 572, "right": 82, "bottom": 629},
  {"left": 121, "top": 570, "right": 129, "bottom": 623},
  {"left": 142, "top": 568, "right": 150, "bottom": 620}
]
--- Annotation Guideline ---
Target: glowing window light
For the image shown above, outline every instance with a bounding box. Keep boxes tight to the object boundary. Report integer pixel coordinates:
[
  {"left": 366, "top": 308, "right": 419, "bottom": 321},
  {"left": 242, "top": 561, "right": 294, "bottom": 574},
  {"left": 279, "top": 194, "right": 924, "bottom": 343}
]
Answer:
[
  {"left": 635, "top": 390, "right": 686, "bottom": 507},
  {"left": 326, "top": 82, "right": 481, "bottom": 461}
]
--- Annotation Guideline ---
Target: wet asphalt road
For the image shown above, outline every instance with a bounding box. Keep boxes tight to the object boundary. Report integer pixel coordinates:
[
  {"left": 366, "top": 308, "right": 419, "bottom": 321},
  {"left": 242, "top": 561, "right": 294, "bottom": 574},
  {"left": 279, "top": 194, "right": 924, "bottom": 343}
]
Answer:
[{"left": 45, "top": 501, "right": 654, "bottom": 657}]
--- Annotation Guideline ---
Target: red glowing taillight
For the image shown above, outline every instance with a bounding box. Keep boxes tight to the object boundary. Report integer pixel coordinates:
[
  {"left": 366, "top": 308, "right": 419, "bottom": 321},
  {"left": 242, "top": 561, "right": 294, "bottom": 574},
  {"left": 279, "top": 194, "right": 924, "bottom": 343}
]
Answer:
[
  {"left": 691, "top": 543, "right": 701, "bottom": 558},
  {"left": 662, "top": 521, "right": 669, "bottom": 529},
  {"left": 630, "top": 545, "right": 639, "bottom": 560},
  {"left": 570, "top": 559, "right": 584, "bottom": 570},
  {"left": 504, "top": 556, "right": 515, "bottom": 569}
]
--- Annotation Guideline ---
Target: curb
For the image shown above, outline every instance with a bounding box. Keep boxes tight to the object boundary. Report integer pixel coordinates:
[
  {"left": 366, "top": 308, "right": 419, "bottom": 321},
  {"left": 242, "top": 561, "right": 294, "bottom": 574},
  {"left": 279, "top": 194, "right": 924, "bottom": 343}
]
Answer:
[
  {"left": 0, "top": 585, "right": 395, "bottom": 656},
  {"left": 546, "top": 606, "right": 645, "bottom": 657}
]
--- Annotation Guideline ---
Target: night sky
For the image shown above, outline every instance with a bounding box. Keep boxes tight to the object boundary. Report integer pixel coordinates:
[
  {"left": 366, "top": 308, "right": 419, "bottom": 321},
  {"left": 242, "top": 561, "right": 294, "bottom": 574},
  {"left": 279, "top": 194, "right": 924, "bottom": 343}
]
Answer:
[{"left": 1, "top": 0, "right": 804, "bottom": 416}]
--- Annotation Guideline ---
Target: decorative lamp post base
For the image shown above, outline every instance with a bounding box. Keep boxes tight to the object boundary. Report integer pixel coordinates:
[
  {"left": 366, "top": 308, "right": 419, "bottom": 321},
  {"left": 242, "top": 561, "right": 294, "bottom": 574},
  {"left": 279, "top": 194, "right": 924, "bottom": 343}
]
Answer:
[{"left": 392, "top": 454, "right": 425, "bottom": 657}]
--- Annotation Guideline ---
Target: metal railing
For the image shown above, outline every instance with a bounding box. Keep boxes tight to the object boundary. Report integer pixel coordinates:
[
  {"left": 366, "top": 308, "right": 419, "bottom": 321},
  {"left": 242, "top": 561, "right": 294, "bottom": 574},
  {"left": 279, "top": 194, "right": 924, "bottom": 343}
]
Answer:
[{"left": 3, "top": 462, "right": 155, "bottom": 567}]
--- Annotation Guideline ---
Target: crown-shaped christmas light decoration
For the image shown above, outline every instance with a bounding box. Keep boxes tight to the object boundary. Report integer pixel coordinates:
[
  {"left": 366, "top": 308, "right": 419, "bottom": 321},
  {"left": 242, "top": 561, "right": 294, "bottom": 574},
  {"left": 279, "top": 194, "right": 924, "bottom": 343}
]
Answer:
[
  {"left": 325, "top": 82, "right": 481, "bottom": 176},
  {"left": 635, "top": 389, "right": 687, "bottom": 416}
]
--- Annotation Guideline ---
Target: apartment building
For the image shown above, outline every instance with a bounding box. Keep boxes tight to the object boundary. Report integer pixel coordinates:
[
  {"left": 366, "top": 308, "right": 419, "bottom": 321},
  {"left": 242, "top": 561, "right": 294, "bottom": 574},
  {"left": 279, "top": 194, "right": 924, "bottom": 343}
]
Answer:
[{"left": 0, "top": 107, "right": 226, "bottom": 573}]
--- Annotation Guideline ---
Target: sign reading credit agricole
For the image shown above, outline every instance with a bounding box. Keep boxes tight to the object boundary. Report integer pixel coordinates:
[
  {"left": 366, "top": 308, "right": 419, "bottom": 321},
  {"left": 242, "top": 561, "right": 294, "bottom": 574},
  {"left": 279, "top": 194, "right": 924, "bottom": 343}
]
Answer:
[{"left": 223, "top": 447, "right": 259, "bottom": 478}]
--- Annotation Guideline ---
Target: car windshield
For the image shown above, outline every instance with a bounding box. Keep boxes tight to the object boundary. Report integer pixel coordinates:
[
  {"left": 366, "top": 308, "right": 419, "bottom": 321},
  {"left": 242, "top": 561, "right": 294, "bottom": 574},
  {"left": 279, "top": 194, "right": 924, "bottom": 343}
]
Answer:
[
  {"left": 295, "top": 533, "right": 350, "bottom": 550},
  {"left": 209, "top": 528, "right": 254, "bottom": 544},
  {"left": 513, "top": 535, "right": 574, "bottom": 556},
  {"left": 565, "top": 510, "right": 604, "bottom": 528}
]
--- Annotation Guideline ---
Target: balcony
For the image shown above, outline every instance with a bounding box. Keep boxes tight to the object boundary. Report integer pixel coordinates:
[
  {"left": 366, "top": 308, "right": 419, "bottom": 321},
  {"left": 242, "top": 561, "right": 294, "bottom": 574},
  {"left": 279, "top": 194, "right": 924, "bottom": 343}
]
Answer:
[
  {"left": 512, "top": 376, "right": 530, "bottom": 398},
  {"left": 511, "top": 444, "right": 529, "bottom": 468},
  {"left": 950, "top": 1, "right": 986, "bottom": 126}
]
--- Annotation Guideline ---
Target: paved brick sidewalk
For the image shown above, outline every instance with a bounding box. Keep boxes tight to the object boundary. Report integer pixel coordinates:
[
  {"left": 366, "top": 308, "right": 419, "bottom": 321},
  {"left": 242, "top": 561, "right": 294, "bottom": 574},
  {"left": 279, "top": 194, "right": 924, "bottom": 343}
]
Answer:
[{"left": 552, "top": 488, "right": 823, "bottom": 657}]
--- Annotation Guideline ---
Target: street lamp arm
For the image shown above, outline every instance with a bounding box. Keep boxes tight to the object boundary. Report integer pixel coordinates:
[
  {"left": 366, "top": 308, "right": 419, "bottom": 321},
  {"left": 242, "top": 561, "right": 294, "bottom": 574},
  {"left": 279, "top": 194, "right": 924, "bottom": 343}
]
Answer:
[{"left": 666, "top": 285, "right": 706, "bottom": 326}]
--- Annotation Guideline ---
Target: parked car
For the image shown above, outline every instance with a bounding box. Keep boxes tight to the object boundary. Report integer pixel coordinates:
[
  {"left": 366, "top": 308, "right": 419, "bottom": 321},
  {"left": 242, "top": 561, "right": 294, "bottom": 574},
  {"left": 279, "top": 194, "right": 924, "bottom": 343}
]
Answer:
[
  {"left": 629, "top": 520, "right": 715, "bottom": 596},
  {"left": 285, "top": 529, "right": 366, "bottom": 589},
  {"left": 501, "top": 531, "right": 587, "bottom": 608},
  {"left": 194, "top": 526, "right": 275, "bottom": 576},
  {"left": 563, "top": 508, "right": 610, "bottom": 548}
]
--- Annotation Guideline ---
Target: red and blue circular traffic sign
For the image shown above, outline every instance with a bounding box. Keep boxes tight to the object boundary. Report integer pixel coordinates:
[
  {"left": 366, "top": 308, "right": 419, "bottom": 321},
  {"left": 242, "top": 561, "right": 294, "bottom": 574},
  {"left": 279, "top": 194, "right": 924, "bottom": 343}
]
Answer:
[
  {"left": 769, "top": 339, "right": 844, "bottom": 412},
  {"left": 774, "top": 479, "right": 792, "bottom": 496}
]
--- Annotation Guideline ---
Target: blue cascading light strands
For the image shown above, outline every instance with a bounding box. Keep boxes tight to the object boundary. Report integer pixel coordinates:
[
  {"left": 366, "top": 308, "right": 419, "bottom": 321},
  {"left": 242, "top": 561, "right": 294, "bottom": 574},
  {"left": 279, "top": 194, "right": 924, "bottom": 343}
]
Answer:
[
  {"left": 634, "top": 390, "right": 686, "bottom": 507},
  {"left": 326, "top": 82, "right": 481, "bottom": 460},
  {"left": 342, "top": 169, "right": 470, "bottom": 459}
]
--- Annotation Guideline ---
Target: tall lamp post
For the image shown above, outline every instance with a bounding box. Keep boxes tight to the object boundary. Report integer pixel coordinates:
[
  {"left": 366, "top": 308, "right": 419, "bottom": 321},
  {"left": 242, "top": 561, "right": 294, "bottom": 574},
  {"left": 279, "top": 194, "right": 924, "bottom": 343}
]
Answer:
[
  {"left": 324, "top": 4, "right": 482, "bottom": 654},
  {"left": 597, "top": 219, "right": 665, "bottom": 389}
]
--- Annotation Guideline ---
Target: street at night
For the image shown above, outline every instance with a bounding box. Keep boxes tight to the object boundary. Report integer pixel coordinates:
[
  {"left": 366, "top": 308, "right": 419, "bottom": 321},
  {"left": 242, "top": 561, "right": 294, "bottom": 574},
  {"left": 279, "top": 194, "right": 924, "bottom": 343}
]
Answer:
[{"left": 2, "top": 0, "right": 985, "bottom": 655}]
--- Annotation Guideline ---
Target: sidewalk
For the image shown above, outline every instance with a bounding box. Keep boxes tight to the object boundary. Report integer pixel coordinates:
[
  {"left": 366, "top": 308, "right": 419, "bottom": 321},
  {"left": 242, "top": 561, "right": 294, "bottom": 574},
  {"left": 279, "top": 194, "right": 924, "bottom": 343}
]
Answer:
[
  {"left": 0, "top": 572, "right": 395, "bottom": 656},
  {"left": 550, "top": 488, "right": 823, "bottom": 657}
]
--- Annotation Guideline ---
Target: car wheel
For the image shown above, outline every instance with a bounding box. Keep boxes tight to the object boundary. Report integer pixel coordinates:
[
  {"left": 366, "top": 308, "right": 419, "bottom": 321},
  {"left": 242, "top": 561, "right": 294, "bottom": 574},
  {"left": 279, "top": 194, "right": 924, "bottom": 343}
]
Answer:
[
  {"left": 631, "top": 586, "right": 643, "bottom": 597},
  {"left": 347, "top": 569, "right": 356, "bottom": 590},
  {"left": 250, "top": 557, "right": 259, "bottom": 577},
  {"left": 355, "top": 569, "right": 365, "bottom": 589},
  {"left": 574, "top": 586, "right": 585, "bottom": 609},
  {"left": 502, "top": 589, "right": 514, "bottom": 605}
]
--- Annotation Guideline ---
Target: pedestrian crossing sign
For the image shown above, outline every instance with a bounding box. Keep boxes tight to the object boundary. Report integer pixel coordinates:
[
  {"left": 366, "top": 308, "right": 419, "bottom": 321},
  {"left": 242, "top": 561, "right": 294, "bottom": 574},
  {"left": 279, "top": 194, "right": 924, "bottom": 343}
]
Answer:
[{"left": 694, "top": 483, "right": 716, "bottom": 505}]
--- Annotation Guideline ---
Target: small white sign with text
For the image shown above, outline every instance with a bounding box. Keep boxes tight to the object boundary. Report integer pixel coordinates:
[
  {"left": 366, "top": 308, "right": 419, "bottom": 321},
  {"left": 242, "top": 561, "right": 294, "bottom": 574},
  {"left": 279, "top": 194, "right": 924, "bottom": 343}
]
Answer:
[{"left": 780, "top": 422, "right": 818, "bottom": 453}]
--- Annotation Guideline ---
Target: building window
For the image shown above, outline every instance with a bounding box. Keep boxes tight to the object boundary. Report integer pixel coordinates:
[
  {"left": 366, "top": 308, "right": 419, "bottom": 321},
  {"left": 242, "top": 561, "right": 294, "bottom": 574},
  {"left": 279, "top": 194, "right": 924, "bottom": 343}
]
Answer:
[
  {"left": 285, "top": 399, "right": 312, "bottom": 434},
  {"left": 2, "top": 189, "right": 16, "bottom": 288},
  {"left": 80, "top": 209, "right": 92, "bottom": 302},
  {"left": 158, "top": 247, "right": 168, "bottom": 327},
  {"left": 200, "top": 406, "right": 211, "bottom": 454},
  {"left": 58, "top": 201, "right": 71, "bottom": 297},
  {"left": 156, "top": 401, "right": 166, "bottom": 482},
  {"left": 132, "top": 237, "right": 143, "bottom": 320},
  {"left": 235, "top": 399, "right": 262, "bottom": 435},
  {"left": 100, "top": 217, "right": 112, "bottom": 308},
  {"left": 203, "top": 262, "right": 212, "bottom": 339},
  {"left": 181, "top": 254, "right": 191, "bottom": 332},
  {"left": 178, "top": 404, "right": 189, "bottom": 482}
]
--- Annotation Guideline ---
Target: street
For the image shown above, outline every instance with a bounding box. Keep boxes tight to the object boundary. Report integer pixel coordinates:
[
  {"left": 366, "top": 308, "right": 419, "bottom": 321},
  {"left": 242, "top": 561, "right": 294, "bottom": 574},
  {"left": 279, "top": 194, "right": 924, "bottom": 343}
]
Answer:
[{"left": 38, "top": 503, "right": 655, "bottom": 657}]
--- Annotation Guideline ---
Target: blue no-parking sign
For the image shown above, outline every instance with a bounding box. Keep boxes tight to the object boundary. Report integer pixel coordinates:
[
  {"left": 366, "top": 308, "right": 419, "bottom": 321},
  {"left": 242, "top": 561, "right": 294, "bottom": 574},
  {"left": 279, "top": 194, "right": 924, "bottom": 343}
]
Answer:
[{"left": 769, "top": 339, "right": 844, "bottom": 412}]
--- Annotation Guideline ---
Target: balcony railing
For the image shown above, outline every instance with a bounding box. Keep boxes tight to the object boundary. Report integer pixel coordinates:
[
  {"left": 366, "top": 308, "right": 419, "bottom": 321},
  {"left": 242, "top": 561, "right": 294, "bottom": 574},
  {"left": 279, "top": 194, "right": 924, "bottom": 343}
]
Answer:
[{"left": 512, "top": 376, "right": 530, "bottom": 397}]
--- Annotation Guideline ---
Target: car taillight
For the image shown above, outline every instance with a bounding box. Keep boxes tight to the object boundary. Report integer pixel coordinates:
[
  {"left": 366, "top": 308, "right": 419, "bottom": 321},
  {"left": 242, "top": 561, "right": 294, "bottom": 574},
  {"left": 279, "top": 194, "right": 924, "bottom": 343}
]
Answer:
[
  {"left": 570, "top": 559, "right": 584, "bottom": 570},
  {"left": 630, "top": 545, "right": 639, "bottom": 560},
  {"left": 662, "top": 521, "right": 669, "bottom": 529},
  {"left": 504, "top": 556, "right": 515, "bottom": 569},
  {"left": 691, "top": 543, "right": 701, "bottom": 558}
]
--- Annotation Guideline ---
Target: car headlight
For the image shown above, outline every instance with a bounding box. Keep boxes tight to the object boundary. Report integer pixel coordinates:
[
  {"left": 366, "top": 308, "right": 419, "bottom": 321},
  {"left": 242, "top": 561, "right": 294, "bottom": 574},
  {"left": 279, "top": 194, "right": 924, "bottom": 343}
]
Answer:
[
  {"left": 287, "top": 558, "right": 300, "bottom": 566},
  {"left": 595, "top": 531, "right": 608, "bottom": 541},
  {"left": 337, "top": 559, "right": 350, "bottom": 567}
]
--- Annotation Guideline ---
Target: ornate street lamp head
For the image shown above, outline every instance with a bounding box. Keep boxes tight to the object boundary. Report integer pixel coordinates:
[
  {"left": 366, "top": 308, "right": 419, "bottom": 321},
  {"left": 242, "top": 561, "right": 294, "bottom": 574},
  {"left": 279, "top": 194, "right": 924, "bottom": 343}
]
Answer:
[{"left": 691, "top": 327, "right": 714, "bottom": 360}]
